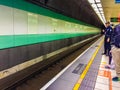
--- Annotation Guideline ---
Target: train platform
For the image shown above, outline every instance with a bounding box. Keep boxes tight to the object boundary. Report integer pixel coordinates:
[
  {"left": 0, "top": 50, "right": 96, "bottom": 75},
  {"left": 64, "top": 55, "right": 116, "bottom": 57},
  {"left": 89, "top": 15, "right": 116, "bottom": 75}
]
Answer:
[{"left": 41, "top": 36, "right": 120, "bottom": 90}]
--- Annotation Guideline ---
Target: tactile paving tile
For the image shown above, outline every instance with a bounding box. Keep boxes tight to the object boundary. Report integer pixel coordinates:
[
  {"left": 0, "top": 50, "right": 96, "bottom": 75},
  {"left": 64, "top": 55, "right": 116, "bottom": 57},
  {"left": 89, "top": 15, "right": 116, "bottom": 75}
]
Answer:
[
  {"left": 85, "top": 75, "right": 97, "bottom": 82},
  {"left": 72, "top": 63, "right": 86, "bottom": 75},
  {"left": 79, "top": 84, "right": 94, "bottom": 90},
  {"left": 87, "top": 71, "right": 98, "bottom": 77},
  {"left": 82, "top": 79, "right": 96, "bottom": 87},
  {"left": 79, "top": 51, "right": 102, "bottom": 90}
]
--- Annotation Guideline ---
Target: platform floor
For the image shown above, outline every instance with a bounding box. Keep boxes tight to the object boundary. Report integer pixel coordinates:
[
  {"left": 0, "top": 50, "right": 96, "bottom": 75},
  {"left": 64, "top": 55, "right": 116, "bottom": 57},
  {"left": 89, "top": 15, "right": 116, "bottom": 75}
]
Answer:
[
  {"left": 94, "top": 54, "right": 120, "bottom": 90},
  {"left": 41, "top": 37, "right": 120, "bottom": 90}
]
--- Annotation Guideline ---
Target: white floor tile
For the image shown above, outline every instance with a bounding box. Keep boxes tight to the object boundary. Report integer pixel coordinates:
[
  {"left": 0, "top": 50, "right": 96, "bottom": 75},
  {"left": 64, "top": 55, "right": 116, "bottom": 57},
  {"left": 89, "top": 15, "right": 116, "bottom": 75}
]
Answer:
[
  {"left": 110, "top": 70, "right": 117, "bottom": 77},
  {"left": 112, "top": 86, "right": 120, "bottom": 90},
  {"left": 96, "top": 76, "right": 109, "bottom": 85},
  {"left": 94, "top": 88, "right": 101, "bottom": 90},
  {"left": 112, "top": 81, "right": 120, "bottom": 88},
  {"left": 95, "top": 52, "right": 120, "bottom": 90},
  {"left": 95, "top": 82, "right": 109, "bottom": 90}
]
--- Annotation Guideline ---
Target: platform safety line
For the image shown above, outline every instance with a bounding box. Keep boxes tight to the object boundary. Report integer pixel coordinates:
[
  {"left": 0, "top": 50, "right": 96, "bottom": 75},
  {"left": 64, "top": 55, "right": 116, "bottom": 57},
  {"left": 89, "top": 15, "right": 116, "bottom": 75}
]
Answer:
[{"left": 73, "top": 38, "right": 104, "bottom": 90}]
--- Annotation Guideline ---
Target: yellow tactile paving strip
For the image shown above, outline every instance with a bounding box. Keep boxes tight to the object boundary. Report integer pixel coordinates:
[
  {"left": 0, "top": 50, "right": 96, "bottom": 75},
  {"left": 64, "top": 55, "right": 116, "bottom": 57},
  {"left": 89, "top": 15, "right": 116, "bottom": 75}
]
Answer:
[{"left": 73, "top": 38, "right": 104, "bottom": 90}]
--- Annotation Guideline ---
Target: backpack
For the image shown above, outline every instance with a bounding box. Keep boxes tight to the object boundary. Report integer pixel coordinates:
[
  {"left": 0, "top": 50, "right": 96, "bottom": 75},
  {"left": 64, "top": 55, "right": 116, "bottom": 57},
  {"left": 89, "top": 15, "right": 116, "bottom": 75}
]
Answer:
[{"left": 114, "top": 24, "right": 120, "bottom": 48}]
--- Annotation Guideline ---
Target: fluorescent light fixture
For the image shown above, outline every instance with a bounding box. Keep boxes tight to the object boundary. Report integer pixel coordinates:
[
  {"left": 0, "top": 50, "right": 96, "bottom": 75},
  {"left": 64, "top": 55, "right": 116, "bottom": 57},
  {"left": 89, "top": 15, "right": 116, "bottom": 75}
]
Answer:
[
  {"left": 96, "top": 11, "right": 100, "bottom": 13},
  {"left": 97, "top": 3, "right": 102, "bottom": 7},
  {"left": 88, "top": 0, "right": 106, "bottom": 24},
  {"left": 95, "top": 9, "right": 99, "bottom": 13},
  {"left": 97, "top": 13, "right": 101, "bottom": 15},
  {"left": 95, "top": 0, "right": 101, "bottom": 3},
  {"left": 99, "top": 8, "right": 103, "bottom": 10},
  {"left": 94, "top": 8, "right": 98, "bottom": 10},
  {"left": 92, "top": 4, "right": 97, "bottom": 8},
  {"left": 99, "top": 9, "right": 103, "bottom": 12},
  {"left": 100, "top": 12, "right": 104, "bottom": 14},
  {"left": 88, "top": 0, "right": 95, "bottom": 3},
  {"left": 101, "top": 13, "right": 104, "bottom": 15}
]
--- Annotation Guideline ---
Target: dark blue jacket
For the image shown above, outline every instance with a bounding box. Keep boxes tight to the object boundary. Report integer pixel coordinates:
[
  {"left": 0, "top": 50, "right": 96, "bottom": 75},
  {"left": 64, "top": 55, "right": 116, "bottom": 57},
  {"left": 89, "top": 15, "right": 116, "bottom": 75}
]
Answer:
[{"left": 104, "top": 26, "right": 113, "bottom": 41}]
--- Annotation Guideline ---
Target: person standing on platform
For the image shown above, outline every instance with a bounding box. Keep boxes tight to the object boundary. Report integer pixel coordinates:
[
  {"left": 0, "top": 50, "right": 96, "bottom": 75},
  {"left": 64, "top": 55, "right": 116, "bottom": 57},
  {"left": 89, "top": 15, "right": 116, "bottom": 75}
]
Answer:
[
  {"left": 111, "top": 22, "right": 120, "bottom": 81},
  {"left": 101, "top": 25, "right": 106, "bottom": 35},
  {"left": 102, "top": 22, "right": 113, "bottom": 65}
]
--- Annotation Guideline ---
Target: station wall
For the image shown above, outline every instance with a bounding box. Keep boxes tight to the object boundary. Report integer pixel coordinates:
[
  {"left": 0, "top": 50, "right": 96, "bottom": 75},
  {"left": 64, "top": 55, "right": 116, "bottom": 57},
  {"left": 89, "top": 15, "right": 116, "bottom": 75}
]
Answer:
[{"left": 0, "top": 0, "right": 100, "bottom": 71}]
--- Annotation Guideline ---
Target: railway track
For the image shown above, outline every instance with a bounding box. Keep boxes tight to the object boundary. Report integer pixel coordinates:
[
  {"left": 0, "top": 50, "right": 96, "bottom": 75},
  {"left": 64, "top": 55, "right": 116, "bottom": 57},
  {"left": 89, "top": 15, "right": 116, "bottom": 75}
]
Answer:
[{"left": 4, "top": 36, "right": 101, "bottom": 90}]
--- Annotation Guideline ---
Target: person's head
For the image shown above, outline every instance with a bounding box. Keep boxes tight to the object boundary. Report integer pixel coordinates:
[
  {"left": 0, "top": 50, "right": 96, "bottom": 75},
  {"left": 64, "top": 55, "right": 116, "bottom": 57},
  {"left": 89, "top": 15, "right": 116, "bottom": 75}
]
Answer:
[{"left": 105, "top": 21, "right": 110, "bottom": 27}]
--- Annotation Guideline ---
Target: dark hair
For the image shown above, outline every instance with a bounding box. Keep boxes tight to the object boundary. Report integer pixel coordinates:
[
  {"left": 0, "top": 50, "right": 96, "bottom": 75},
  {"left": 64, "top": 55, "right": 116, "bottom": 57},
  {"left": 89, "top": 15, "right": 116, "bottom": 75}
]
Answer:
[{"left": 105, "top": 21, "right": 110, "bottom": 24}]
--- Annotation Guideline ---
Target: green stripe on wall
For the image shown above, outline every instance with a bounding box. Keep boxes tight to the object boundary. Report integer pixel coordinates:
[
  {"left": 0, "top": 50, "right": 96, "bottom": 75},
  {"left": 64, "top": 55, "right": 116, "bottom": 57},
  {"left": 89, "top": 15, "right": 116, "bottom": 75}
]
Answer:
[
  {"left": 0, "top": 0, "right": 95, "bottom": 27},
  {"left": 0, "top": 33, "right": 98, "bottom": 49}
]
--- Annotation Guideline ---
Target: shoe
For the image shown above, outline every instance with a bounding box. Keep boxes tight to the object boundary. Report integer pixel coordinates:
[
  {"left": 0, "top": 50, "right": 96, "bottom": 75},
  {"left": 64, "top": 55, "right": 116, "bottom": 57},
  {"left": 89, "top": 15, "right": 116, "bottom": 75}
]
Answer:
[
  {"left": 102, "top": 53, "right": 106, "bottom": 55},
  {"left": 105, "top": 65, "right": 111, "bottom": 69},
  {"left": 110, "top": 65, "right": 115, "bottom": 70},
  {"left": 106, "top": 54, "right": 109, "bottom": 56},
  {"left": 112, "top": 76, "right": 120, "bottom": 81},
  {"left": 111, "top": 67, "right": 115, "bottom": 70}
]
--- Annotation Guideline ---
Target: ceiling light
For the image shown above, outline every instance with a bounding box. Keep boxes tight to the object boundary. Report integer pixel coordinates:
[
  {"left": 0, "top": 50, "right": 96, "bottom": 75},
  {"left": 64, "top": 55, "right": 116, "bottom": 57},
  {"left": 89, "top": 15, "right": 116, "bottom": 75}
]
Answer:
[
  {"left": 97, "top": 3, "right": 102, "bottom": 7},
  {"left": 91, "top": 4, "right": 97, "bottom": 7},
  {"left": 95, "top": 9, "right": 99, "bottom": 12},
  {"left": 99, "top": 8, "right": 103, "bottom": 10},
  {"left": 88, "top": 0, "right": 106, "bottom": 24},
  {"left": 99, "top": 9, "right": 103, "bottom": 11},
  {"left": 100, "top": 12, "right": 104, "bottom": 14},
  {"left": 88, "top": 0, "right": 95, "bottom": 3},
  {"left": 95, "top": 0, "right": 101, "bottom": 3}
]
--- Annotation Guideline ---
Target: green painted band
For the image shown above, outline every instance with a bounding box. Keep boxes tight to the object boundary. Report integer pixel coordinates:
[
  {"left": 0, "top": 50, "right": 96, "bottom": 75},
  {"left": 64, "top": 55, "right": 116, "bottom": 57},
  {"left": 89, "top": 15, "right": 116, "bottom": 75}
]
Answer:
[{"left": 0, "top": 33, "right": 98, "bottom": 49}]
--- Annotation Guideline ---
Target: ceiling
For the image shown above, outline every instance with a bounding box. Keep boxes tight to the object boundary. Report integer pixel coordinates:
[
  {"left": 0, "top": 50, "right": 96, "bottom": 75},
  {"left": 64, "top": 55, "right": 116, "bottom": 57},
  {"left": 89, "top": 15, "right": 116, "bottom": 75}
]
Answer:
[
  {"left": 101, "top": 0, "right": 120, "bottom": 25},
  {"left": 27, "top": 0, "right": 103, "bottom": 27}
]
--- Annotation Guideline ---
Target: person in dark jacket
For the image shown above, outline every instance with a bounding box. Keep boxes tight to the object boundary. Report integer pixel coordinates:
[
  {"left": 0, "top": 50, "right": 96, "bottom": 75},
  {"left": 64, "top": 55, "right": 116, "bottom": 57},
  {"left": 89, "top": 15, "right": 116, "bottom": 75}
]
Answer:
[
  {"left": 101, "top": 25, "right": 106, "bottom": 35},
  {"left": 103, "top": 22, "right": 113, "bottom": 64},
  {"left": 111, "top": 23, "right": 120, "bottom": 81}
]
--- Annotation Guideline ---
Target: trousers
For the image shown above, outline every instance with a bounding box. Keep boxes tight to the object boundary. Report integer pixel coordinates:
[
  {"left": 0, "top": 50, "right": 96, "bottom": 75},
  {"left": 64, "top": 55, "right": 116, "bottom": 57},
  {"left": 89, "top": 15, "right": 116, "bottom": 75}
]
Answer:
[
  {"left": 111, "top": 46, "right": 120, "bottom": 77},
  {"left": 104, "top": 37, "right": 111, "bottom": 55}
]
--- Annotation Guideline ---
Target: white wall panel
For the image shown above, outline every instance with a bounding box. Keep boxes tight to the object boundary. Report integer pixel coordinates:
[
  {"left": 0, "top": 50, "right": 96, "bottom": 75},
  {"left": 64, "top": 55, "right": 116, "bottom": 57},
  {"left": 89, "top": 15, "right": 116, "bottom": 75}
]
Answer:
[
  {"left": 0, "top": 5, "right": 99, "bottom": 36},
  {"left": 51, "top": 18, "right": 58, "bottom": 33},
  {"left": 44, "top": 17, "right": 52, "bottom": 33},
  {"left": 70, "top": 23, "right": 75, "bottom": 32},
  {"left": 0, "top": 5, "right": 13, "bottom": 35},
  {"left": 38, "top": 15, "right": 46, "bottom": 34},
  {"left": 14, "top": 9, "right": 28, "bottom": 35},
  {"left": 57, "top": 20, "right": 65, "bottom": 33},
  {"left": 38, "top": 15, "right": 52, "bottom": 34},
  {"left": 28, "top": 13, "right": 38, "bottom": 34},
  {"left": 65, "top": 22, "right": 71, "bottom": 33}
]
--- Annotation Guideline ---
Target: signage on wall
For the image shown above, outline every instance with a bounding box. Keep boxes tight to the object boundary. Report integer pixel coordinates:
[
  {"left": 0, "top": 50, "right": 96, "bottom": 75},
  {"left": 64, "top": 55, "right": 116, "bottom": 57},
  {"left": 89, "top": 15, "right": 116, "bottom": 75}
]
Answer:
[
  {"left": 115, "top": 0, "right": 120, "bottom": 3},
  {"left": 111, "top": 17, "right": 120, "bottom": 22}
]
